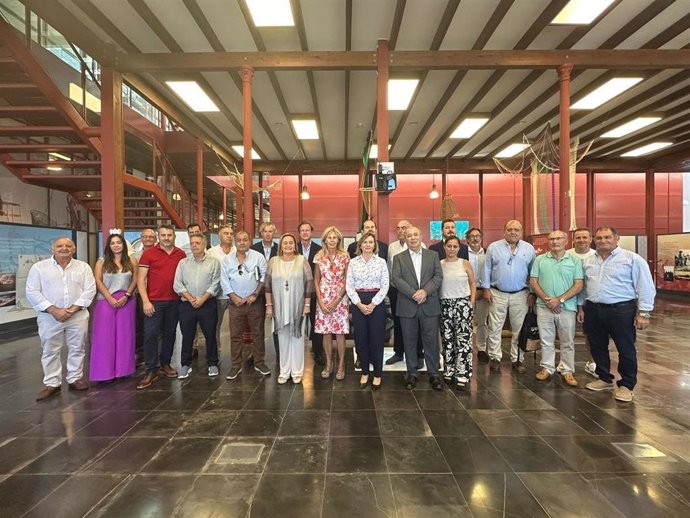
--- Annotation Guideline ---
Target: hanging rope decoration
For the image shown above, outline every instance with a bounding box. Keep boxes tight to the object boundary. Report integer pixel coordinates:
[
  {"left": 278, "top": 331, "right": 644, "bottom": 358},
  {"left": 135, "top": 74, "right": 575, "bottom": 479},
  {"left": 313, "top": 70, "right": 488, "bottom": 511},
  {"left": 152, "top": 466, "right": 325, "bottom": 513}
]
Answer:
[
  {"left": 440, "top": 194, "right": 459, "bottom": 221},
  {"left": 493, "top": 123, "right": 592, "bottom": 232}
]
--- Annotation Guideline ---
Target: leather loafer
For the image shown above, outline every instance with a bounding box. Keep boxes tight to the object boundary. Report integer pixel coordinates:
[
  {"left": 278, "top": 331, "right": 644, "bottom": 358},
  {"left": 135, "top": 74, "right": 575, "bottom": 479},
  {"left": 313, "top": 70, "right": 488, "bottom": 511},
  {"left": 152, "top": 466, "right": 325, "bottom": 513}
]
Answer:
[
  {"left": 36, "top": 385, "right": 61, "bottom": 401},
  {"left": 159, "top": 365, "right": 178, "bottom": 378},
  {"left": 137, "top": 372, "right": 158, "bottom": 390},
  {"left": 404, "top": 374, "right": 417, "bottom": 390},
  {"left": 68, "top": 379, "right": 89, "bottom": 391},
  {"left": 430, "top": 376, "right": 444, "bottom": 391}
]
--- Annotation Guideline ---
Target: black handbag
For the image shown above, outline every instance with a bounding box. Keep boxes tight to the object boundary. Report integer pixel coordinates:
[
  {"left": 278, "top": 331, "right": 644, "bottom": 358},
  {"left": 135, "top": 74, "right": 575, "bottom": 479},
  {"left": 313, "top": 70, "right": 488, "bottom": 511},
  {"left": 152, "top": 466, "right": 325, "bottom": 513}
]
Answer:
[{"left": 518, "top": 306, "right": 541, "bottom": 353}]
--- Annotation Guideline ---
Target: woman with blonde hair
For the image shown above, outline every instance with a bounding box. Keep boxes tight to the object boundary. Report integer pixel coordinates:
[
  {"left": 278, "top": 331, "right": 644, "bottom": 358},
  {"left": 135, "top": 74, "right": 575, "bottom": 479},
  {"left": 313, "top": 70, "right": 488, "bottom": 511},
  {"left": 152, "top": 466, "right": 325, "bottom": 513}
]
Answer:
[
  {"left": 314, "top": 226, "right": 350, "bottom": 380},
  {"left": 265, "top": 233, "right": 313, "bottom": 384}
]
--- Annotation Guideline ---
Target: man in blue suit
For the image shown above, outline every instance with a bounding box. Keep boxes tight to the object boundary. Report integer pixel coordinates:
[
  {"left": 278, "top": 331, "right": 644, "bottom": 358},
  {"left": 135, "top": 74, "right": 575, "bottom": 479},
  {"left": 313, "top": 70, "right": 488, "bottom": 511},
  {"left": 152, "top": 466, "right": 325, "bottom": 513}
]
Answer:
[
  {"left": 429, "top": 219, "right": 468, "bottom": 260},
  {"left": 347, "top": 219, "right": 388, "bottom": 260}
]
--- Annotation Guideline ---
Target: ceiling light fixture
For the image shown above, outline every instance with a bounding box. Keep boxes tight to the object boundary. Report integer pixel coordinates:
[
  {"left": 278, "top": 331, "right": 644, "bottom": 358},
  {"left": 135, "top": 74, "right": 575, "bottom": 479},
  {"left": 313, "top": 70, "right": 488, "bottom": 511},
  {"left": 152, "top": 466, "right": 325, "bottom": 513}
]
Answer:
[
  {"left": 601, "top": 117, "right": 662, "bottom": 138},
  {"left": 621, "top": 142, "right": 673, "bottom": 157},
  {"left": 450, "top": 117, "right": 490, "bottom": 139},
  {"left": 552, "top": 0, "right": 615, "bottom": 25},
  {"left": 166, "top": 81, "right": 219, "bottom": 112},
  {"left": 429, "top": 184, "right": 440, "bottom": 200},
  {"left": 571, "top": 78, "right": 643, "bottom": 110},
  {"left": 495, "top": 143, "right": 529, "bottom": 158},
  {"left": 246, "top": 0, "right": 294, "bottom": 27},
  {"left": 292, "top": 119, "right": 319, "bottom": 140},
  {"left": 300, "top": 185, "right": 311, "bottom": 200},
  {"left": 388, "top": 79, "right": 419, "bottom": 110},
  {"left": 369, "top": 144, "right": 391, "bottom": 160},
  {"left": 232, "top": 145, "right": 261, "bottom": 160}
]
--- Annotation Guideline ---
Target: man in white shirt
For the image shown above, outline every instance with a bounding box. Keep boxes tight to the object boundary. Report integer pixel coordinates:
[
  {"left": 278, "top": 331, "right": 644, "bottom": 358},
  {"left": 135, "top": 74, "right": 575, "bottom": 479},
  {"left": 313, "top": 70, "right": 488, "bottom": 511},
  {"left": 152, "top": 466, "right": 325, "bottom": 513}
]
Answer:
[
  {"left": 26, "top": 237, "right": 96, "bottom": 401},
  {"left": 207, "top": 224, "right": 236, "bottom": 351},
  {"left": 466, "top": 227, "right": 489, "bottom": 363}
]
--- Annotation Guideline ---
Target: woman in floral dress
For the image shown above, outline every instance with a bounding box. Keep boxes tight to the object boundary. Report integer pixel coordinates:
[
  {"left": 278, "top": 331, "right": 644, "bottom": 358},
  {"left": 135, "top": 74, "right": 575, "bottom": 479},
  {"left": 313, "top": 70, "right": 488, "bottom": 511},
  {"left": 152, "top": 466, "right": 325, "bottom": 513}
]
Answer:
[{"left": 314, "top": 226, "right": 350, "bottom": 380}]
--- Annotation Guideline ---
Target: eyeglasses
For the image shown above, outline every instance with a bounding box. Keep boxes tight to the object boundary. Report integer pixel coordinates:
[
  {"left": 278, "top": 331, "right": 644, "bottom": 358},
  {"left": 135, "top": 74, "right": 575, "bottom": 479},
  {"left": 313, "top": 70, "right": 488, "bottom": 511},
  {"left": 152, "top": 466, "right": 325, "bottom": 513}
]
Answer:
[{"left": 237, "top": 264, "right": 244, "bottom": 275}]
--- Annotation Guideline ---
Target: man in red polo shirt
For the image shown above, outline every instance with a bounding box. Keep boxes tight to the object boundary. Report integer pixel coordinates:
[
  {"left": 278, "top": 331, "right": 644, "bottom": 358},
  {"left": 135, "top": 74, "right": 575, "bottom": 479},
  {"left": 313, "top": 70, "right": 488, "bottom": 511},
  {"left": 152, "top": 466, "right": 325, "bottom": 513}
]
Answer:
[{"left": 136, "top": 224, "right": 186, "bottom": 389}]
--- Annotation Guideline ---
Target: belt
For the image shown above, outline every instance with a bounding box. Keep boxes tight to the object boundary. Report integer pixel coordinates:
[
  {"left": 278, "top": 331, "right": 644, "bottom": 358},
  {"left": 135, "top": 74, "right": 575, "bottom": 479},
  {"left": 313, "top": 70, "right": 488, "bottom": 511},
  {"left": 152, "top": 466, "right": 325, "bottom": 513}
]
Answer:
[
  {"left": 491, "top": 286, "right": 527, "bottom": 294},
  {"left": 356, "top": 288, "right": 380, "bottom": 293},
  {"left": 587, "top": 299, "right": 635, "bottom": 308}
]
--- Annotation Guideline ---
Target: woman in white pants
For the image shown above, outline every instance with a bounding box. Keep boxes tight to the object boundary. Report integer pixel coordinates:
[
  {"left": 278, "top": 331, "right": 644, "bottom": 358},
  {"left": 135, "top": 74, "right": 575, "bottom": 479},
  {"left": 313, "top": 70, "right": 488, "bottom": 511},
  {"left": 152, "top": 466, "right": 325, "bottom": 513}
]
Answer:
[{"left": 265, "top": 233, "right": 313, "bottom": 384}]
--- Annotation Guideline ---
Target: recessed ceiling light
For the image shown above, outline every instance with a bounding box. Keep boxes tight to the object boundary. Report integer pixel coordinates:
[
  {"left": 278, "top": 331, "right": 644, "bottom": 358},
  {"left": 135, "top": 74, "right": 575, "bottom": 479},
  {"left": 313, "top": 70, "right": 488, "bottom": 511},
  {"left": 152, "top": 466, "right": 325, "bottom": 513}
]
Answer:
[
  {"left": 291, "top": 119, "right": 319, "bottom": 140},
  {"left": 388, "top": 79, "right": 419, "bottom": 110},
  {"left": 621, "top": 142, "right": 672, "bottom": 157},
  {"left": 450, "top": 117, "right": 490, "bottom": 139},
  {"left": 601, "top": 117, "right": 662, "bottom": 138},
  {"left": 166, "top": 81, "right": 219, "bottom": 112},
  {"left": 495, "top": 143, "right": 529, "bottom": 158},
  {"left": 571, "top": 78, "right": 643, "bottom": 110},
  {"left": 232, "top": 145, "right": 261, "bottom": 160},
  {"left": 552, "top": 0, "right": 615, "bottom": 25},
  {"left": 246, "top": 0, "right": 294, "bottom": 27}
]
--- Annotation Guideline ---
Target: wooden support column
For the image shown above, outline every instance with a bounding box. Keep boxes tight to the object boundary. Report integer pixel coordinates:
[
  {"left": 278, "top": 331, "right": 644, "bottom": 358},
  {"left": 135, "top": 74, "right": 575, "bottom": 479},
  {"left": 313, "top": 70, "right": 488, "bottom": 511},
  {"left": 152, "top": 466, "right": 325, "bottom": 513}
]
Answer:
[
  {"left": 522, "top": 173, "right": 532, "bottom": 236},
  {"left": 357, "top": 162, "right": 365, "bottom": 224},
  {"left": 478, "top": 173, "right": 484, "bottom": 230},
  {"left": 645, "top": 169, "right": 656, "bottom": 273},
  {"left": 298, "top": 174, "right": 304, "bottom": 222},
  {"left": 222, "top": 187, "right": 227, "bottom": 224},
  {"left": 558, "top": 64, "right": 573, "bottom": 232},
  {"left": 258, "top": 173, "right": 264, "bottom": 227},
  {"left": 100, "top": 67, "right": 124, "bottom": 235},
  {"left": 242, "top": 66, "right": 255, "bottom": 236},
  {"left": 196, "top": 139, "right": 204, "bottom": 228},
  {"left": 586, "top": 170, "right": 595, "bottom": 230},
  {"left": 375, "top": 39, "right": 390, "bottom": 233}
]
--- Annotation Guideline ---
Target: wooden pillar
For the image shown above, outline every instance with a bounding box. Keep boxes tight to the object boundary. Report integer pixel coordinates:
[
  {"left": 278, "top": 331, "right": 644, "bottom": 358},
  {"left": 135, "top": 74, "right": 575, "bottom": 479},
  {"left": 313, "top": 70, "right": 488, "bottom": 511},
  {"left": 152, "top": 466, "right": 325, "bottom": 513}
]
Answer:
[
  {"left": 586, "top": 169, "right": 595, "bottom": 230},
  {"left": 478, "top": 173, "right": 484, "bottom": 230},
  {"left": 100, "top": 67, "right": 124, "bottom": 236},
  {"left": 558, "top": 64, "right": 573, "bottom": 232},
  {"left": 258, "top": 172, "right": 264, "bottom": 227},
  {"left": 375, "top": 39, "right": 390, "bottom": 234},
  {"left": 645, "top": 169, "right": 656, "bottom": 273},
  {"left": 522, "top": 173, "right": 532, "bottom": 236},
  {"left": 298, "top": 174, "right": 304, "bottom": 222},
  {"left": 242, "top": 66, "right": 255, "bottom": 235},
  {"left": 222, "top": 187, "right": 227, "bottom": 224},
  {"left": 196, "top": 139, "right": 204, "bottom": 228},
  {"left": 357, "top": 162, "right": 365, "bottom": 224}
]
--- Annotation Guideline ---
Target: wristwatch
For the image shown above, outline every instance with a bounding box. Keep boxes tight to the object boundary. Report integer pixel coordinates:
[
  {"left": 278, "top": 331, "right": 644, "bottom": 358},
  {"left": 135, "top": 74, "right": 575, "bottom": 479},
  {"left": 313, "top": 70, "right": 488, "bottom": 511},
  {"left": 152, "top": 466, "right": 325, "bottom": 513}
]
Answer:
[
  {"left": 637, "top": 312, "right": 651, "bottom": 319},
  {"left": 559, "top": 297, "right": 565, "bottom": 305}
]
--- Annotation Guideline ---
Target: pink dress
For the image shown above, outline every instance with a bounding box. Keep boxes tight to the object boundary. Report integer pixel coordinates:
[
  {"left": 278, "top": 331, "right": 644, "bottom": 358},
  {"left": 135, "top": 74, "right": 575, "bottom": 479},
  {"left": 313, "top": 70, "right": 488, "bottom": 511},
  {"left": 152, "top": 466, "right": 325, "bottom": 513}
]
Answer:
[{"left": 314, "top": 252, "right": 350, "bottom": 334}]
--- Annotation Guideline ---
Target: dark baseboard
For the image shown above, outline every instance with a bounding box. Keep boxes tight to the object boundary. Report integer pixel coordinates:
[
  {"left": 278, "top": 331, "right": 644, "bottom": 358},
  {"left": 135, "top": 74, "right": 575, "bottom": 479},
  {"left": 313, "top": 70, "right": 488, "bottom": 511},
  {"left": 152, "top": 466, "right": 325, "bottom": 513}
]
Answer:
[{"left": 0, "top": 317, "right": 37, "bottom": 343}]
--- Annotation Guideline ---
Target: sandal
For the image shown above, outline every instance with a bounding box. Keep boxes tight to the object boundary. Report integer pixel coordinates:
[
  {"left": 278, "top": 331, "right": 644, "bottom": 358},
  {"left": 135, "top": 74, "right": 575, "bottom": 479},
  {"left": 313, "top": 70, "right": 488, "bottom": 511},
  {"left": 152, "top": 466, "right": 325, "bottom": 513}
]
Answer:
[
  {"left": 335, "top": 369, "right": 345, "bottom": 381},
  {"left": 321, "top": 366, "right": 333, "bottom": 379}
]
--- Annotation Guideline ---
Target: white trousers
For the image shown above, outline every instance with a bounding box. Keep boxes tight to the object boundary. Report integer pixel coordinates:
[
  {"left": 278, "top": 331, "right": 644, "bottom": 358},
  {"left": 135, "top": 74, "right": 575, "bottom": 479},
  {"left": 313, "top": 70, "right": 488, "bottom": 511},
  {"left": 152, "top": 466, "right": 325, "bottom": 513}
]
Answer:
[
  {"left": 37, "top": 310, "right": 90, "bottom": 387},
  {"left": 536, "top": 305, "right": 576, "bottom": 374},
  {"left": 486, "top": 288, "right": 528, "bottom": 363},
  {"left": 277, "top": 329, "right": 304, "bottom": 379},
  {"left": 474, "top": 298, "right": 489, "bottom": 352}
]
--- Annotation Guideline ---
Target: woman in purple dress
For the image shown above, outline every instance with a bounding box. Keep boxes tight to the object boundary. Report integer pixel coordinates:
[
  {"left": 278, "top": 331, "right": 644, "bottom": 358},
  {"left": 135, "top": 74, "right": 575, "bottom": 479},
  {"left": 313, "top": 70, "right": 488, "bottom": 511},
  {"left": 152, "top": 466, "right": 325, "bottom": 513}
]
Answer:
[{"left": 89, "top": 232, "right": 138, "bottom": 382}]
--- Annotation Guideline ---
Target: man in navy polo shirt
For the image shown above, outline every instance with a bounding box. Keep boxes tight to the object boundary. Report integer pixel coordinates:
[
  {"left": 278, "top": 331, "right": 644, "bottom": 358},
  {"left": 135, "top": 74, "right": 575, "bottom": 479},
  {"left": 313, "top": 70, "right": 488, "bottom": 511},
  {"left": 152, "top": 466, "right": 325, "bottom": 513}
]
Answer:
[{"left": 136, "top": 224, "right": 187, "bottom": 389}]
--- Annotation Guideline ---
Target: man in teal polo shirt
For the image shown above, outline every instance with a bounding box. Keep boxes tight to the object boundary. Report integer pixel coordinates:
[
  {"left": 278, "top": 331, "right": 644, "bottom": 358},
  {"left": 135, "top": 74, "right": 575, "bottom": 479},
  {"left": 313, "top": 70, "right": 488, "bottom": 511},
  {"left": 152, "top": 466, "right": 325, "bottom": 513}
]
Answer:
[{"left": 529, "top": 230, "right": 583, "bottom": 387}]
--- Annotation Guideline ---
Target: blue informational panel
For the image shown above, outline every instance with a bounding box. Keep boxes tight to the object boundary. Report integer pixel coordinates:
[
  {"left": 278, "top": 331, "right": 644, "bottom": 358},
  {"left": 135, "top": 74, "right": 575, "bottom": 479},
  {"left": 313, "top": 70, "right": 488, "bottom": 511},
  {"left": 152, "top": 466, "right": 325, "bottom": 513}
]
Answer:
[{"left": 429, "top": 220, "right": 470, "bottom": 241}]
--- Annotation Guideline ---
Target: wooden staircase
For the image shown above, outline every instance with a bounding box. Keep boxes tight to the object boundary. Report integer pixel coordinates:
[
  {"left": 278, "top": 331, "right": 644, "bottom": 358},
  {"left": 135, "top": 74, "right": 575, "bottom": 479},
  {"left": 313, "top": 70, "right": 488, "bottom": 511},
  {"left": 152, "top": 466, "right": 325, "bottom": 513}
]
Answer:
[{"left": 0, "top": 18, "right": 187, "bottom": 229}]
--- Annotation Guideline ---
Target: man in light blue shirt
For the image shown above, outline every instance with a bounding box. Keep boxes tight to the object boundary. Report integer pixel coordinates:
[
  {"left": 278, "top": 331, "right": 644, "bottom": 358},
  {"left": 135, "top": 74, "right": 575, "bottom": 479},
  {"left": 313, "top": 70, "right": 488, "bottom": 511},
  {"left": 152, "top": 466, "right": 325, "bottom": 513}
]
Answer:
[
  {"left": 481, "top": 220, "right": 536, "bottom": 373},
  {"left": 577, "top": 226, "right": 656, "bottom": 402},
  {"left": 530, "top": 230, "right": 583, "bottom": 387}
]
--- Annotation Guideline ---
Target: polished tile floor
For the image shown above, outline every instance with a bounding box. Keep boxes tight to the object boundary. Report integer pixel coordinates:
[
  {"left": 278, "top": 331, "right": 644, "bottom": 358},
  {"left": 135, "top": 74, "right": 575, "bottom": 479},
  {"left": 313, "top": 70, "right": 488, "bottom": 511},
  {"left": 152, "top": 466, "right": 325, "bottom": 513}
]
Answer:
[{"left": 0, "top": 298, "right": 689, "bottom": 517}]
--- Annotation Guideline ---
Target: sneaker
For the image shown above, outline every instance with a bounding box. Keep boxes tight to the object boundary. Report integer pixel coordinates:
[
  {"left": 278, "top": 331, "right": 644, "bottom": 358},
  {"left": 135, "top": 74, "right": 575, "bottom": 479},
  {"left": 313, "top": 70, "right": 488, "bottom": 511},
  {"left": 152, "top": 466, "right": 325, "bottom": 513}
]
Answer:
[
  {"left": 584, "top": 361, "right": 598, "bottom": 378},
  {"left": 562, "top": 372, "right": 578, "bottom": 387},
  {"left": 225, "top": 367, "right": 242, "bottom": 380},
  {"left": 489, "top": 359, "right": 501, "bottom": 372},
  {"left": 477, "top": 350, "right": 490, "bottom": 363},
  {"left": 512, "top": 361, "right": 526, "bottom": 374},
  {"left": 136, "top": 372, "right": 158, "bottom": 390},
  {"left": 178, "top": 365, "right": 192, "bottom": 379},
  {"left": 614, "top": 385, "right": 633, "bottom": 402},
  {"left": 208, "top": 366, "right": 219, "bottom": 377},
  {"left": 385, "top": 353, "right": 404, "bottom": 365},
  {"left": 254, "top": 363, "right": 271, "bottom": 376},
  {"left": 586, "top": 379, "right": 614, "bottom": 391},
  {"left": 536, "top": 368, "right": 551, "bottom": 381},
  {"left": 292, "top": 375, "right": 302, "bottom": 384},
  {"left": 277, "top": 375, "right": 289, "bottom": 385}
]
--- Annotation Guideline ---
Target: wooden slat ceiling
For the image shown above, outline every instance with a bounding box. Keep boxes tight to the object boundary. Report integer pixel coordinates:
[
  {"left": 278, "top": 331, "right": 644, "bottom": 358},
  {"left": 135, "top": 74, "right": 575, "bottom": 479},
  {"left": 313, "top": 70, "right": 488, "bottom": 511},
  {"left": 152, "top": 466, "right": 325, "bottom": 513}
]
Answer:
[{"left": 20, "top": 0, "right": 690, "bottom": 190}]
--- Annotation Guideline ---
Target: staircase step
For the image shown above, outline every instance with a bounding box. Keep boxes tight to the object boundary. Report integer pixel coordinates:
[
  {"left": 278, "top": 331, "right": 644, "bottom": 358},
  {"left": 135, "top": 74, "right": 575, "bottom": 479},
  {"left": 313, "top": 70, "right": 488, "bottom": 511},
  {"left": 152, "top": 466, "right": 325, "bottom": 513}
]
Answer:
[{"left": 0, "top": 126, "right": 75, "bottom": 135}]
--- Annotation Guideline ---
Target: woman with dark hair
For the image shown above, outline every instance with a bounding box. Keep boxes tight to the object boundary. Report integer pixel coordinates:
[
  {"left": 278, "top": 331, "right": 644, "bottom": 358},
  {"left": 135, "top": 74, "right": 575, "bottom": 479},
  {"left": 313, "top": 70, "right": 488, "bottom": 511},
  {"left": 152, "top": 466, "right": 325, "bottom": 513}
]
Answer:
[
  {"left": 89, "top": 232, "right": 138, "bottom": 382},
  {"left": 265, "top": 233, "right": 313, "bottom": 384},
  {"left": 439, "top": 235, "right": 476, "bottom": 390},
  {"left": 346, "top": 232, "right": 389, "bottom": 390}
]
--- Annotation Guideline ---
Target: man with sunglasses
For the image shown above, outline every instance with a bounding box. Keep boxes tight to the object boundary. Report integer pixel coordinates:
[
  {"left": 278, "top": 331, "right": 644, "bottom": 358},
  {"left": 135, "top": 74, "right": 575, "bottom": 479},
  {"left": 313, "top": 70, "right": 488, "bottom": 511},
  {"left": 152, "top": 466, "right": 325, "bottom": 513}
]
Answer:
[
  {"left": 221, "top": 230, "right": 270, "bottom": 380},
  {"left": 481, "top": 220, "right": 536, "bottom": 373}
]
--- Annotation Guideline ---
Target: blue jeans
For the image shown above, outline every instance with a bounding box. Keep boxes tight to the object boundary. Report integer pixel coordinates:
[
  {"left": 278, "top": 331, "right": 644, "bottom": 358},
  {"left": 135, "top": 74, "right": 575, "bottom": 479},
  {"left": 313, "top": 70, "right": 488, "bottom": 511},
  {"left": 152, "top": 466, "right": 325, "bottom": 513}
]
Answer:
[
  {"left": 143, "top": 300, "right": 179, "bottom": 373},
  {"left": 179, "top": 299, "right": 218, "bottom": 367},
  {"left": 584, "top": 300, "right": 637, "bottom": 389}
]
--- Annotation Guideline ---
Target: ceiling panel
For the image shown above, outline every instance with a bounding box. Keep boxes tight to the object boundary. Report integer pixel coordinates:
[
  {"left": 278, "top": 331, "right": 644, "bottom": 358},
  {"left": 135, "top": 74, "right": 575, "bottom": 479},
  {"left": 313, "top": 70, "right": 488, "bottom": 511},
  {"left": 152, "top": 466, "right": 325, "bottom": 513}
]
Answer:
[
  {"left": 351, "top": 0, "right": 397, "bottom": 51},
  {"left": 275, "top": 71, "right": 314, "bottom": 114},
  {"left": 196, "top": 0, "right": 257, "bottom": 51},
  {"left": 396, "top": 0, "right": 449, "bottom": 50},
  {"left": 314, "top": 71, "right": 346, "bottom": 159},
  {"left": 440, "top": 0, "right": 499, "bottom": 50},
  {"left": 144, "top": 0, "right": 213, "bottom": 52},
  {"left": 483, "top": 0, "right": 551, "bottom": 50},
  {"left": 90, "top": 0, "right": 168, "bottom": 52},
  {"left": 302, "top": 0, "right": 346, "bottom": 50},
  {"left": 571, "top": 0, "right": 650, "bottom": 50},
  {"left": 347, "top": 71, "right": 377, "bottom": 159}
]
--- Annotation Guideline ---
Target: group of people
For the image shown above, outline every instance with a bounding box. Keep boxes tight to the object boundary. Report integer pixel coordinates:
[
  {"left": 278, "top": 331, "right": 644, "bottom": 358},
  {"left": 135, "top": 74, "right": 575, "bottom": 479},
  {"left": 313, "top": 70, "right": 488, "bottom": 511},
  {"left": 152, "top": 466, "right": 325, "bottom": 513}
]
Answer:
[{"left": 25, "top": 216, "right": 655, "bottom": 404}]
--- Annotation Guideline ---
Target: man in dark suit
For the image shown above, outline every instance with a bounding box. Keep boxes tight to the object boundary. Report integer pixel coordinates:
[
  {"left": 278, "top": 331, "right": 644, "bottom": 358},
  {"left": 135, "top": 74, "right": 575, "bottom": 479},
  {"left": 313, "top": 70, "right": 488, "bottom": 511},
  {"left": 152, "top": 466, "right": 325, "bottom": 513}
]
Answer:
[
  {"left": 429, "top": 219, "right": 469, "bottom": 260},
  {"left": 347, "top": 219, "right": 388, "bottom": 260},
  {"left": 392, "top": 226, "right": 444, "bottom": 391},
  {"left": 251, "top": 221, "right": 280, "bottom": 361},
  {"left": 297, "top": 220, "right": 324, "bottom": 365}
]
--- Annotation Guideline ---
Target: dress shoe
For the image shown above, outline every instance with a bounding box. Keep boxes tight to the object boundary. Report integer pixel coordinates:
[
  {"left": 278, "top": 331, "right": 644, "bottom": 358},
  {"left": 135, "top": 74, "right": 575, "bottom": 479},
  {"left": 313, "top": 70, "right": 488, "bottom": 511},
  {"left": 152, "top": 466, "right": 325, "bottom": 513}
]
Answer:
[
  {"left": 36, "top": 385, "right": 61, "bottom": 401},
  {"left": 136, "top": 372, "right": 158, "bottom": 390},
  {"left": 562, "top": 372, "right": 578, "bottom": 387},
  {"left": 477, "top": 350, "right": 490, "bottom": 363},
  {"left": 404, "top": 374, "right": 417, "bottom": 390},
  {"left": 372, "top": 377, "right": 382, "bottom": 391},
  {"left": 359, "top": 375, "right": 369, "bottom": 389},
  {"left": 385, "top": 354, "right": 404, "bottom": 365},
  {"left": 430, "top": 376, "right": 444, "bottom": 391},
  {"left": 489, "top": 359, "right": 501, "bottom": 372},
  {"left": 614, "top": 385, "right": 633, "bottom": 402},
  {"left": 68, "top": 378, "right": 89, "bottom": 391},
  {"left": 512, "top": 361, "right": 526, "bottom": 374},
  {"left": 535, "top": 368, "right": 551, "bottom": 381},
  {"left": 159, "top": 365, "right": 178, "bottom": 378}
]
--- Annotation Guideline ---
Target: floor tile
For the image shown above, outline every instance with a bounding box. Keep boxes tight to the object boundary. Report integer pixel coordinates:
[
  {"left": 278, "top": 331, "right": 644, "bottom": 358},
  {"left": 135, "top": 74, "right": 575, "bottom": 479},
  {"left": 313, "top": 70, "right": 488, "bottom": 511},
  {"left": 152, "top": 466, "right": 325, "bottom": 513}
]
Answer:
[
  {"left": 0, "top": 474, "right": 69, "bottom": 516},
  {"left": 489, "top": 436, "right": 573, "bottom": 472},
  {"left": 436, "top": 436, "right": 512, "bottom": 473},
  {"left": 249, "top": 474, "right": 324, "bottom": 518},
  {"left": 541, "top": 435, "right": 638, "bottom": 473},
  {"left": 377, "top": 409, "right": 432, "bottom": 437},
  {"left": 0, "top": 436, "right": 63, "bottom": 474},
  {"left": 140, "top": 437, "right": 221, "bottom": 474},
  {"left": 125, "top": 410, "right": 195, "bottom": 437},
  {"left": 226, "top": 410, "right": 283, "bottom": 437},
  {"left": 423, "top": 409, "right": 484, "bottom": 436},
  {"left": 84, "top": 437, "right": 167, "bottom": 473},
  {"left": 19, "top": 437, "right": 116, "bottom": 474},
  {"left": 177, "top": 410, "right": 237, "bottom": 437},
  {"left": 322, "top": 474, "right": 396, "bottom": 518},
  {"left": 287, "top": 391, "right": 333, "bottom": 410},
  {"left": 329, "top": 410, "right": 380, "bottom": 436},
  {"left": 278, "top": 410, "right": 330, "bottom": 436},
  {"left": 265, "top": 437, "right": 327, "bottom": 473},
  {"left": 515, "top": 409, "right": 590, "bottom": 435},
  {"left": 327, "top": 436, "right": 387, "bottom": 473},
  {"left": 173, "top": 474, "right": 260, "bottom": 518},
  {"left": 454, "top": 473, "right": 549, "bottom": 518},
  {"left": 390, "top": 473, "right": 472, "bottom": 518},
  {"left": 468, "top": 409, "right": 536, "bottom": 436},
  {"left": 203, "top": 437, "right": 274, "bottom": 474},
  {"left": 382, "top": 436, "right": 450, "bottom": 473},
  {"left": 331, "top": 390, "right": 375, "bottom": 410},
  {"left": 372, "top": 390, "right": 419, "bottom": 410}
]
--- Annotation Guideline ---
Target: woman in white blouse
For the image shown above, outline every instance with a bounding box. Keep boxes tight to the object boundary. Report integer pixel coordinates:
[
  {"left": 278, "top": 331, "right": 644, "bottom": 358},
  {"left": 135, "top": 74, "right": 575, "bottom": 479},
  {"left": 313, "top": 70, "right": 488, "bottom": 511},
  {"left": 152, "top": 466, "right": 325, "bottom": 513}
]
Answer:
[
  {"left": 439, "top": 235, "right": 476, "bottom": 390},
  {"left": 346, "top": 232, "right": 389, "bottom": 390}
]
